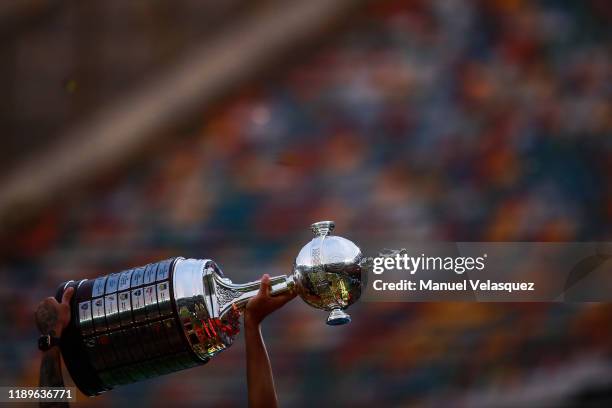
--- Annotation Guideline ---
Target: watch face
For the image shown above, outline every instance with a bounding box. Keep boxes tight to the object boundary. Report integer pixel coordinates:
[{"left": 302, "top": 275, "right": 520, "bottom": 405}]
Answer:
[{"left": 38, "top": 334, "right": 51, "bottom": 351}]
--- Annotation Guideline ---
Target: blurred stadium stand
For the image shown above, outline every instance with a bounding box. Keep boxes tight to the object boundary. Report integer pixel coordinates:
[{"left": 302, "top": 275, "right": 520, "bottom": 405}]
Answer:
[
  {"left": 0, "top": 0, "right": 245, "bottom": 166},
  {"left": 0, "top": 0, "right": 611, "bottom": 406}
]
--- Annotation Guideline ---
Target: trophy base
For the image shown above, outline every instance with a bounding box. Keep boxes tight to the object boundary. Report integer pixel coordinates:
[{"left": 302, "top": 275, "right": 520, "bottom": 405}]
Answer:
[{"left": 326, "top": 308, "right": 351, "bottom": 325}]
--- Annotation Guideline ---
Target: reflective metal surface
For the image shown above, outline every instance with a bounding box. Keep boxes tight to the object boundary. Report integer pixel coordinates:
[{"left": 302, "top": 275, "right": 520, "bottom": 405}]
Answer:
[
  {"left": 172, "top": 258, "right": 228, "bottom": 362},
  {"left": 57, "top": 220, "right": 364, "bottom": 396},
  {"left": 292, "top": 220, "right": 364, "bottom": 325},
  {"left": 59, "top": 258, "right": 202, "bottom": 396}
]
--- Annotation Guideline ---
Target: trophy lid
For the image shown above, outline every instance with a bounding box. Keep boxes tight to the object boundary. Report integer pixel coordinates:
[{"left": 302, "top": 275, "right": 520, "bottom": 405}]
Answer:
[{"left": 311, "top": 221, "right": 335, "bottom": 236}]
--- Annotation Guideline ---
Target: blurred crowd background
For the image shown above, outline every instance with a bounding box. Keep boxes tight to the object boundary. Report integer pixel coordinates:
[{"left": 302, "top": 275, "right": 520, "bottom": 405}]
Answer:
[{"left": 0, "top": 0, "right": 611, "bottom": 406}]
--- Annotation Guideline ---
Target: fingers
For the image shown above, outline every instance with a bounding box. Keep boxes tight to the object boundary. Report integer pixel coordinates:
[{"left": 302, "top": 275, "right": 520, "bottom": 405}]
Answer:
[
  {"left": 259, "top": 274, "right": 271, "bottom": 297},
  {"left": 265, "top": 289, "right": 296, "bottom": 311},
  {"left": 34, "top": 298, "right": 60, "bottom": 335},
  {"left": 269, "top": 291, "right": 296, "bottom": 308},
  {"left": 38, "top": 297, "right": 58, "bottom": 309},
  {"left": 61, "top": 286, "right": 75, "bottom": 305},
  {"left": 274, "top": 288, "right": 297, "bottom": 301}
]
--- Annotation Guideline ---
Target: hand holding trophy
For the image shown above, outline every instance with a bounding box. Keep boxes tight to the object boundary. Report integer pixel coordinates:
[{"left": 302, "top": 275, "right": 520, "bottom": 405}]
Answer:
[{"left": 54, "top": 221, "right": 366, "bottom": 395}]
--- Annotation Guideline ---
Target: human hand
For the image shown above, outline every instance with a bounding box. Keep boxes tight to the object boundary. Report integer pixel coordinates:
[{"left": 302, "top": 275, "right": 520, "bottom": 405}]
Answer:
[
  {"left": 245, "top": 274, "right": 296, "bottom": 329},
  {"left": 35, "top": 287, "right": 74, "bottom": 337}
]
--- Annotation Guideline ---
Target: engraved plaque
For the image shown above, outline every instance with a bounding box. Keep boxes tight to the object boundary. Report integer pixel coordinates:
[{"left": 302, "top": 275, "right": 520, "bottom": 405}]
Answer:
[
  {"left": 92, "top": 277, "right": 107, "bottom": 298},
  {"left": 143, "top": 264, "right": 157, "bottom": 285},
  {"left": 117, "top": 291, "right": 132, "bottom": 326},
  {"left": 143, "top": 285, "right": 159, "bottom": 319},
  {"left": 104, "top": 294, "right": 120, "bottom": 330},
  {"left": 78, "top": 300, "right": 93, "bottom": 336},
  {"left": 105, "top": 273, "right": 120, "bottom": 294},
  {"left": 118, "top": 270, "right": 133, "bottom": 291},
  {"left": 92, "top": 297, "right": 107, "bottom": 332},
  {"left": 131, "top": 288, "right": 146, "bottom": 322},
  {"left": 131, "top": 267, "right": 145, "bottom": 287}
]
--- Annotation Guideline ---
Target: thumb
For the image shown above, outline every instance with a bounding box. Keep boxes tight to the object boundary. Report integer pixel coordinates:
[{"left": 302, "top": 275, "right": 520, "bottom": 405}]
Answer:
[{"left": 61, "top": 286, "right": 75, "bottom": 305}]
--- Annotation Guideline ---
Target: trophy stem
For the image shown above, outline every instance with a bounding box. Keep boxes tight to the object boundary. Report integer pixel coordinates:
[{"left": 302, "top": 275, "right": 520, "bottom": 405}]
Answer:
[{"left": 213, "top": 274, "right": 295, "bottom": 315}]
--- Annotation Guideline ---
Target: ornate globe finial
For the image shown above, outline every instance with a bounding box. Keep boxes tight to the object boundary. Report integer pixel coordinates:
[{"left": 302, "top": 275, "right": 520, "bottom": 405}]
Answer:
[
  {"left": 293, "top": 220, "right": 362, "bottom": 326},
  {"left": 311, "top": 220, "right": 335, "bottom": 237}
]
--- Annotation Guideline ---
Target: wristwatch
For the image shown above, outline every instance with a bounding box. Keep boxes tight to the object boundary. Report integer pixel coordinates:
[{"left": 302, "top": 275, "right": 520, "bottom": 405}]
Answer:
[{"left": 38, "top": 334, "right": 61, "bottom": 351}]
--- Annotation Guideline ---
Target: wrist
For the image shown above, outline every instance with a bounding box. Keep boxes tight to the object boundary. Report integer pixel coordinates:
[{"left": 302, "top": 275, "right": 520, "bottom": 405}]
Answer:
[
  {"left": 38, "top": 333, "right": 61, "bottom": 351},
  {"left": 49, "top": 324, "right": 63, "bottom": 338},
  {"left": 244, "top": 313, "right": 262, "bottom": 330}
]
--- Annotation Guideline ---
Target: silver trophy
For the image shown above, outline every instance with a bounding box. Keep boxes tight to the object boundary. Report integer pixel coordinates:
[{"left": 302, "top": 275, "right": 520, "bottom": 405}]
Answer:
[{"left": 55, "top": 220, "right": 365, "bottom": 395}]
